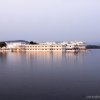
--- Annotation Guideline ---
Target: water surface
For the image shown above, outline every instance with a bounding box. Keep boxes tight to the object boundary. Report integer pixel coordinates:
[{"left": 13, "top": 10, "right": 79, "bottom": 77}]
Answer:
[{"left": 0, "top": 50, "right": 100, "bottom": 100}]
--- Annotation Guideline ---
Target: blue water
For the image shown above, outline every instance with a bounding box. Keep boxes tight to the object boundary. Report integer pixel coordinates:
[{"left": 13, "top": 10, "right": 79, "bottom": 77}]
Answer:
[{"left": 0, "top": 50, "right": 100, "bottom": 100}]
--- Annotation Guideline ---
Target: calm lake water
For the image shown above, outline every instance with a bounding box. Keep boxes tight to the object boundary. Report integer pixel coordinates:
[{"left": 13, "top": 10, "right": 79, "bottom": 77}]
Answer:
[{"left": 0, "top": 49, "right": 100, "bottom": 100}]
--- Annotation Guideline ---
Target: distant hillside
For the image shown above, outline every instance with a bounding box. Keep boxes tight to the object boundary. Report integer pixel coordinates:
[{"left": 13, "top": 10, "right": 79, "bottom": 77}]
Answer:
[
  {"left": 4, "top": 40, "right": 29, "bottom": 44},
  {"left": 86, "top": 45, "right": 100, "bottom": 49}
]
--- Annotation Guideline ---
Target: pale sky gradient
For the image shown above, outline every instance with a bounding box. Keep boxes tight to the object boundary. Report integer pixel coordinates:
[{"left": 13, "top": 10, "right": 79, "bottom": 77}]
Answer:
[{"left": 0, "top": 0, "right": 100, "bottom": 43}]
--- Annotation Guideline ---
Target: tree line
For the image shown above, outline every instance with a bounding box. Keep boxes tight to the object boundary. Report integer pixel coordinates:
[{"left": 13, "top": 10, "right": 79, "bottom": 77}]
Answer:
[
  {"left": 29, "top": 41, "right": 38, "bottom": 45},
  {"left": 86, "top": 45, "right": 100, "bottom": 49},
  {"left": 0, "top": 42, "right": 7, "bottom": 48}
]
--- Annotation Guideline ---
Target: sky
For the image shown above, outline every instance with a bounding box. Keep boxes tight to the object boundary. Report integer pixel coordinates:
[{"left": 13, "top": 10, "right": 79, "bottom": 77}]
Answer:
[{"left": 0, "top": 0, "right": 100, "bottom": 43}]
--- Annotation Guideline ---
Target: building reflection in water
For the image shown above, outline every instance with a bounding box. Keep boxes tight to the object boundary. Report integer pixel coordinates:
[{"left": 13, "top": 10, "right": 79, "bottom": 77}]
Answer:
[
  {"left": 65, "top": 51, "right": 86, "bottom": 65},
  {"left": 24, "top": 51, "right": 87, "bottom": 68},
  {"left": 0, "top": 52, "right": 7, "bottom": 67},
  {"left": 0, "top": 50, "right": 87, "bottom": 69}
]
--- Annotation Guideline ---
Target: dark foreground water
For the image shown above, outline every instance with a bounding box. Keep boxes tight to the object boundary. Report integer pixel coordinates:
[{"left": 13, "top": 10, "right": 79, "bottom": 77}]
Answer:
[{"left": 0, "top": 50, "right": 100, "bottom": 100}]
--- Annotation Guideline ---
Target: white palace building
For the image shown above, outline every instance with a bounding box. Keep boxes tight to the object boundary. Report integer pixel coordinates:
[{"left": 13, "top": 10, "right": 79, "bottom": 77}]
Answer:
[{"left": 1, "top": 41, "right": 86, "bottom": 52}]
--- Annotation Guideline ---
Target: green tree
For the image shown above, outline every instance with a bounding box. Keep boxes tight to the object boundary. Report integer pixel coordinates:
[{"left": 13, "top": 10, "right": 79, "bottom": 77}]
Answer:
[
  {"left": 29, "top": 41, "right": 38, "bottom": 45},
  {"left": 0, "top": 42, "right": 7, "bottom": 48}
]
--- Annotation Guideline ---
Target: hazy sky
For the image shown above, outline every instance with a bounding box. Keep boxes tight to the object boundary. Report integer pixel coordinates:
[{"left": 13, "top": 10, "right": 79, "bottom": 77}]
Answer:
[{"left": 0, "top": 0, "right": 100, "bottom": 43}]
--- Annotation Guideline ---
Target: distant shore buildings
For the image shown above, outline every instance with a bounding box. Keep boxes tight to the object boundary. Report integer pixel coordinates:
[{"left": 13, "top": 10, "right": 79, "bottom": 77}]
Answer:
[{"left": 0, "top": 40, "right": 86, "bottom": 52}]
